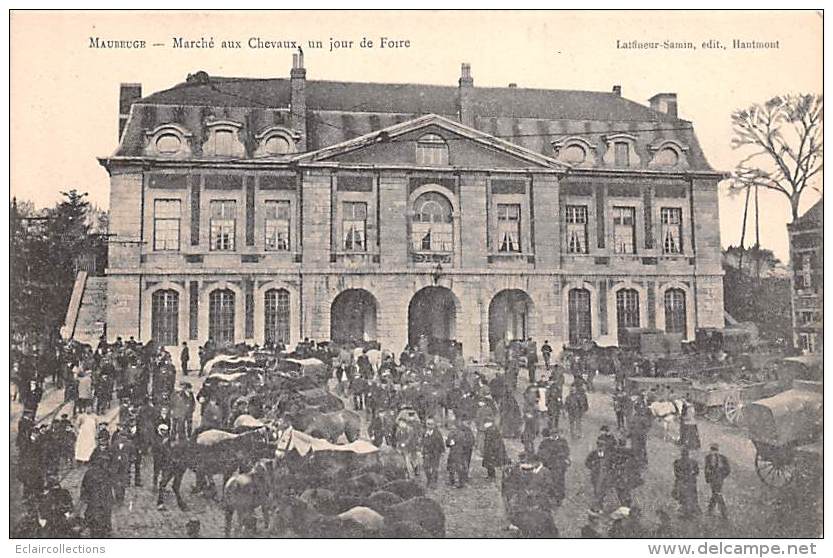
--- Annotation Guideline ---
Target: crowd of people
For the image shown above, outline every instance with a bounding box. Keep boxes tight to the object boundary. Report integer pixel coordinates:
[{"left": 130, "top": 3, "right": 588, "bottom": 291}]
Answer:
[{"left": 12, "top": 332, "right": 733, "bottom": 539}]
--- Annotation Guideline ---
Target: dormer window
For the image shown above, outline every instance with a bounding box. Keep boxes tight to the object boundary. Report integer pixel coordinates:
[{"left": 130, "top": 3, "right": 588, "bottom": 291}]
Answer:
[
  {"left": 156, "top": 134, "right": 183, "bottom": 154},
  {"left": 603, "top": 133, "right": 641, "bottom": 168},
  {"left": 552, "top": 136, "right": 596, "bottom": 167},
  {"left": 416, "top": 134, "right": 449, "bottom": 166},
  {"left": 648, "top": 140, "right": 689, "bottom": 169},
  {"left": 144, "top": 124, "right": 192, "bottom": 157},
  {"left": 254, "top": 126, "right": 298, "bottom": 157},
  {"left": 614, "top": 142, "right": 630, "bottom": 166},
  {"left": 203, "top": 120, "right": 245, "bottom": 158}
]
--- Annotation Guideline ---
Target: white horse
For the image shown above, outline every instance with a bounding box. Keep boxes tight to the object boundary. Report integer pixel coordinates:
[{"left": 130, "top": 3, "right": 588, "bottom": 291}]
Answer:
[{"left": 648, "top": 399, "right": 683, "bottom": 442}]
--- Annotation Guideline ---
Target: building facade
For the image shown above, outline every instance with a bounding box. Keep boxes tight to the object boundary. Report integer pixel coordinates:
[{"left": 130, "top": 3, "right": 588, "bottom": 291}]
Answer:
[
  {"left": 100, "top": 55, "right": 725, "bottom": 360},
  {"left": 788, "top": 199, "right": 823, "bottom": 354}
]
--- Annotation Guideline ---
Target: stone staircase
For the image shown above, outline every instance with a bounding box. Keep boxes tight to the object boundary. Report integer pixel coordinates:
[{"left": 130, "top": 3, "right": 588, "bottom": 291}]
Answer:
[{"left": 62, "top": 272, "right": 107, "bottom": 345}]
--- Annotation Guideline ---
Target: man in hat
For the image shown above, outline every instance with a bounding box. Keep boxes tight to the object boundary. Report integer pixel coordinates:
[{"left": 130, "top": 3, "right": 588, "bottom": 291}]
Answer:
[
  {"left": 482, "top": 418, "right": 507, "bottom": 480},
  {"left": 445, "top": 418, "right": 468, "bottom": 488},
  {"left": 180, "top": 342, "right": 190, "bottom": 376},
  {"left": 151, "top": 423, "right": 172, "bottom": 489},
  {"left": 536, "top": 428, "right": 571, "bottom": 508},
  {"left": 565, "top": 385, "right": 586, "bottom": 440},
  {"left": 80, "top": 451, "right": 115, "bottom": 537},
  {"left": 541, "top": 340, "right": 553, "bottom": 370},
  {"left": 421, "top": 418, "right": 446, "bottom": 488},
  {"left": 585, "top": 438, "right": 611, "bottom": 511},
  {"left": 704, "top": 443, "right": 731, "bottom": 519},
  {"left": 597, "top": 425, "right": 616, "bottom": 452},
  {"left": 673, "top": 448, "right": 701, "bottom": 518}
]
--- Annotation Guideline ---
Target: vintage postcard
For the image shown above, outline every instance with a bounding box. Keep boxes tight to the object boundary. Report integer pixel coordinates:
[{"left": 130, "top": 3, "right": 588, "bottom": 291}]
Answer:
[{"left": 7, "top": 9, "right": 823, "bottom": 545}]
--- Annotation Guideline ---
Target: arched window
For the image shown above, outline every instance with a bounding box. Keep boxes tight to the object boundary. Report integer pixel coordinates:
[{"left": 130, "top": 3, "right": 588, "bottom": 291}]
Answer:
[
  {"left": 264, "top": 289, "right": 290, "bottom": 346},
  {"left": 151, "top": 290, "right": 179, "bottom": 346},
  {"left": 411, "top": 191, "right": 453, "bottom": 252},
  {"left": 664, "top": 288, "right": 687, "bottom": 336},
  {"left": 616, "top": 288, "right": 641, "bottom": 338},
  {"left": 567, "top": 288, "right": 592, "bottom": 345},
  {"left": 264, "top": 135, "right": 292, "bottom": 155},
  {"left": 209, "top": 289, "right": 235, "bottom": 345},
  {"left": 416, "top": 134, "right": 449, "bottom": 166}
]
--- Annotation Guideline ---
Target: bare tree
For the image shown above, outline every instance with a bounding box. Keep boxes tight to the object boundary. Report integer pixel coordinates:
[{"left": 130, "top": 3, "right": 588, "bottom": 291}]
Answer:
[{"left": 730, "top": 94, "right": 823, "bottom": 222}]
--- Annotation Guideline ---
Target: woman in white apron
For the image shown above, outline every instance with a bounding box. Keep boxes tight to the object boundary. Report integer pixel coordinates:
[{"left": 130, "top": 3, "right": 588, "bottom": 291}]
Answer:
[{"left": 75, "top": 408, "right": 98, "bottom": 463}]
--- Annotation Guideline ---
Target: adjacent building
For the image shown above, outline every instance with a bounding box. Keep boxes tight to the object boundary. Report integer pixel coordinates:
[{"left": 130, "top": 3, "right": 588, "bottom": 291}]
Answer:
[
  {"left": 98, "top": 54, "right": 725, "bottom": 360},
  {"left": 788, "top": 199, "right": 823, "bottom": 354}
]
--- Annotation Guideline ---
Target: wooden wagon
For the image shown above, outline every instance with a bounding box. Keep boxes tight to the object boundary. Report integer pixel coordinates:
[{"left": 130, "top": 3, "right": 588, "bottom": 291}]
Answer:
[{"left": 744, "top": 380, "right": 823, "bottom": 488}]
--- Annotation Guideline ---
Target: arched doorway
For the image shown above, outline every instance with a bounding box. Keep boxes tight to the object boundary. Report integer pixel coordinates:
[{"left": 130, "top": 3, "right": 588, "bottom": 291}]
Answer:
[
  {"left": 488, "top": 289, "right": 534, "bottom": 351},
  {"left": 408, "top": 286, "right": 458, "bottom": 348},
  {"left": 330, "top": 289, "right": 378, "bottom": 344}
]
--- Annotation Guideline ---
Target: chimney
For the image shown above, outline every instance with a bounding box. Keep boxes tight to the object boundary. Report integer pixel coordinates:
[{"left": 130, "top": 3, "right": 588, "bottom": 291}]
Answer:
[
  {"left": 612, "top": 85, "right": 622, "bottom": 96},
  {"left": 290, "top": 50, "right": 307, "bottom": 151},
  {"left": 648, "top": 92, "right": 678, "bottom": 119},
  {"left": 118, "top": 83, "right": 142, "bottom": 141},
  {"left": 457, "top": 62, "right": 475, "bottom": 127}
]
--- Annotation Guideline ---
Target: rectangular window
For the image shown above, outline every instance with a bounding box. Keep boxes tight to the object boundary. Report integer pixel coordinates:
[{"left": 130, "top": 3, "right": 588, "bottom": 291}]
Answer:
[
  {"left": 614, "top": 142, "right": 630, "bottom": 166},
  {"left": 799, "top": 333, "right": 815, "bottom": 353},
  {"left": 661, "top": 207, "right": 683, "bottom": 254},
  {"left": 497, "top": 203, "right": 522, "bottom": 253},
  {"left": 210, "top": 200, "right": 236, "bottom": 251},
  {"left": 342, "top": 201, "right": 367, "bottom": 251},
  {"left": 566, "top": 205, "right": 588, "bottom": 254},
  {"left": 153, "top": 199, "right": 181, "bottom": 251},
  {"left": 613, "top": 206, "right": 636, "bottom": 254},
  {"left": 264, "top": 200, "right": 291, "bottom": 252}
]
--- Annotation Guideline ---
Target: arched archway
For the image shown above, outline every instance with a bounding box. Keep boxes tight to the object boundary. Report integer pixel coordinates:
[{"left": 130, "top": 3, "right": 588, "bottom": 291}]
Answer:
[
  {"left": 408, "top": 286, "right": 458, "bottom": 347},
  {"left": 488, "top": 289, "right": 535, "bottom": 351},
  {"left": 330, "top": 289, "right": 378, "bottom": 344}
]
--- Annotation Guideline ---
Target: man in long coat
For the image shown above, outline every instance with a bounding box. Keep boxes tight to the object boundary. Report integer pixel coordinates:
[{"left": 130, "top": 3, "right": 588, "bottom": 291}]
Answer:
[
  {"left": 80, "top": 452, "right": 115, "bottom": 537},
  {"left": 536, "top": 428, "right": 570, "bottom": 508},
  {"left": 673, "top": 448, "right": 701, "bottom": 518},
  {"left": 421, "top": 418, "right": 445, "bottom": 488},
  {"left": 704, "top": 443, "right": 731, "bottom": 519},
  {"left": 482, "top": 420, "right": 507, "bottom": 479}
]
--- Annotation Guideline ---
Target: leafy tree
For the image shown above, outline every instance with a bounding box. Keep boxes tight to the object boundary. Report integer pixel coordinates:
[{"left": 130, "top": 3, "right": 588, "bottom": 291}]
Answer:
[
  {"left": 730, "top": 94, "right": 823, "bottom": 222},
  {"left": 10, "top": 190, "right": 103, "bottom": 346}
]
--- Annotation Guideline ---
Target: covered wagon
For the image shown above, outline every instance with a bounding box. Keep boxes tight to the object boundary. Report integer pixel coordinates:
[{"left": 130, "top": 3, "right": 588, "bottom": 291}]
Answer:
[{"left": 744, "top": 380, "right": 823, "bottom": 488}]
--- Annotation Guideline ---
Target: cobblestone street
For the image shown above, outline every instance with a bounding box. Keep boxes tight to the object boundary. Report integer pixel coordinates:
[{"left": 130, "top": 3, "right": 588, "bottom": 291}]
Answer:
[{"left": 10, "top": 372, "right": 822, "bottom": 539}]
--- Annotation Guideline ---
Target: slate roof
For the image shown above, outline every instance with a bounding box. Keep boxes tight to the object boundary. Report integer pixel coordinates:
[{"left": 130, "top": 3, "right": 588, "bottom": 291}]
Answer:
[
  {"left": 117, "top": 74, "right": 717, "bottom": 172},
  {"left": 789, "top": 199, "right": 823, "bottom": 231}
]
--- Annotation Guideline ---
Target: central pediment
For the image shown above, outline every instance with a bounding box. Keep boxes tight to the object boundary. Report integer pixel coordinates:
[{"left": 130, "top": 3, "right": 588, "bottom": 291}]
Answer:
[{"left": 294, "top": 114, "right": 566, "bottom": 171}]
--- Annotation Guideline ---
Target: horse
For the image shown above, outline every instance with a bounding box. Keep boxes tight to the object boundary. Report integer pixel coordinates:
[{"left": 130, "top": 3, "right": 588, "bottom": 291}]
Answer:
[
  {"left": 222, "top": 458, "right": 275, "bottom": 537},
  {"left": 158, "top": 426, "right": 276, "bottom": 511},
  {"left": 287, "top": 408, "right": 362, "bottom": 443},
  {"left": 648, "top": 399, "right": 683, "bottom": 442}
]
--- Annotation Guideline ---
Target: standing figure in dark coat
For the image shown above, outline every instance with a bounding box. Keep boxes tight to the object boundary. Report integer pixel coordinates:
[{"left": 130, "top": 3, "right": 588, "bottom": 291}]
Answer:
[
  {"left": 541, "top": 340, "right": 553, "bottom": 370},
  {"left": 526, "top": 339, "right": 538, "bottom": 384},
  {"left": 673, "top": 448, "right": 701, "bottom": 518},
  {"left": 536, "top": 428, "right": 570, "bottom": 508},
  {"left": 565, "top": 386, "right": 586, "bottom": 440},
  {"left": 80, "top": 452, "right": 115, "bottom": 537},
  {"left": 704, "top": 443, "right": 731, "bottom": 519},
  {"left": 109, "top": 427, "right": 135, "bottom": 504},
  {"left": 482, "top": 420, "right": 507, "bottom": 479},
  {"left": 421, "top": 418, "right": 445, "bottom": 488},
  {"left": 500, "top": 391, "right": 523, "bottom": 438},
  {"left": 521, "top": 403, "right": 539, "bottom": 456},
  {"left": 546, "top": 380, "right": 563, "bottom": 431},
  {"left": 445, "top": 420, "right": 468, "bottom": 488},
  {"left": 180, "top": 342, "right": 190, "bottom": 376},
  {"left": 585, "top": 440, "right": 610, "bottom": 511}
]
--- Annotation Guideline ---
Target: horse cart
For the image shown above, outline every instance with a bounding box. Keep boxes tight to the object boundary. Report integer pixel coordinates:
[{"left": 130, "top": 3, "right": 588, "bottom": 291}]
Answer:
[{"left": 744, "top": 380, "right": 823, "bottom": 488}]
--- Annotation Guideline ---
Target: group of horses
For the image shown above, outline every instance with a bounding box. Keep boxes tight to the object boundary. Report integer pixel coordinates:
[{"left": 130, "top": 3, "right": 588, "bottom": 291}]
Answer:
[{"left": 152, "top": 351, "right": 451, "bottom": 537}]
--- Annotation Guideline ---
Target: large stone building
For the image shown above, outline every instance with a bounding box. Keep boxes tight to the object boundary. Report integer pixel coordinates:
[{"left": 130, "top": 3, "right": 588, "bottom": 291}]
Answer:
[
  {"left": 98, "top": 54, "right": 724, "bottom": 360},
  {"left": 788, "top": 199, "right": 823, "bottom": 354}
]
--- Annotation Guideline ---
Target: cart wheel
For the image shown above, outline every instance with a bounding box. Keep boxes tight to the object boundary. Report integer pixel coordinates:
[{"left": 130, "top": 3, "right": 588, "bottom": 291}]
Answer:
[
  {"left": 755, "top": 451, "right": 797, "bottom": 488},
  {"left": 724, "top": 391, "right": 743, "bottom": 425},
  {"left": 704, "top": 406, "right": 723, "bottom": 423}
]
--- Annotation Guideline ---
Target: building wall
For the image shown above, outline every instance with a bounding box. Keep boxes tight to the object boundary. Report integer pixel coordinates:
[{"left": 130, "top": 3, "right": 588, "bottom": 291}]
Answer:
[{"left": 105, "top": 160, "right": 724, "bottom": 360}]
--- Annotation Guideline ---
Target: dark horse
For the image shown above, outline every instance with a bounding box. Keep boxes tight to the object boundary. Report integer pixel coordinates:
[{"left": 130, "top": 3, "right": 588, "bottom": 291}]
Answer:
[{"left": 157, "top": 427, "right": 275, "bottom": 510}]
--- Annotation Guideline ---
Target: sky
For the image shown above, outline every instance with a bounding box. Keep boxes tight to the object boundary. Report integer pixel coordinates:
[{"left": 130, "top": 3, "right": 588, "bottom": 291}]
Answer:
[{"left": 10, "top": 10, "right": 822, "bottom": 262}]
